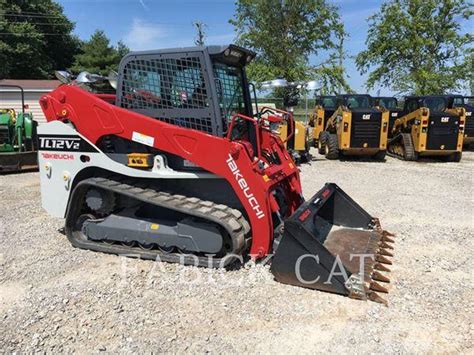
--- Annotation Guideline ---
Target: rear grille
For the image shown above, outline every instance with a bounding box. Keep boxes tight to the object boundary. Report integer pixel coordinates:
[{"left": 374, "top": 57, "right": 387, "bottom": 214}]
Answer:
[
  {"left": 353, "top": 121, "right": 380, "bottom": 139},
  {"left": 426, "top": 114, "right": 459, "bottom": 150},
  {"left": 429, "top": 125, "right": 456, "bottom": 136},
  {"left": 0, "top": 127, "right": 10, "bottom": 145},
  {"left": 350, "top": 112, "right": 381, "bottom": 148}
]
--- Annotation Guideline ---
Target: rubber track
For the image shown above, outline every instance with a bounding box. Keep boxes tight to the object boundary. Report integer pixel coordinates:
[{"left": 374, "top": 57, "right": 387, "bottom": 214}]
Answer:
[
  {"left": 65, "top": 176, "right": 251, "bottom": 268},
  {"left": 388, "top": 133, "right": 417, "bottom": 161}
]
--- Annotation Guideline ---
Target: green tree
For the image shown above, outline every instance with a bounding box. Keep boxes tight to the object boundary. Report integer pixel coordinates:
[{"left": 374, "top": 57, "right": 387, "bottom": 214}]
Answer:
[
  {"left": 230, "top": 0, "right": 351, "bottom": 94},
  {"left": 71, "top": 30, "right": 129, "bottom": 75},
  {"left": 0, "top": 0, "right": 81, "bottom": 79},
  {"left": 356, "top": 0, "right": 473, "bottom": 95}
]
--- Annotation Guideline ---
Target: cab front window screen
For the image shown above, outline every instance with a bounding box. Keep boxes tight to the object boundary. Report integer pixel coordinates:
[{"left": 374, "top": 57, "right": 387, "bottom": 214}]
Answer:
[
  {"left": 321, "top": 97, "right": 337, "bottom": 108},
  {"left": 380, "top": 98, "right": 397, "bottom": 110},
  {"left": 424, "top": 97, "right": 446, "bottom": 112},
  {"left": 347, "top": 96, "right": 370, "bottom": 109},
  {"left": 121, "top": 57, "right": 209, "bottom": 110}
]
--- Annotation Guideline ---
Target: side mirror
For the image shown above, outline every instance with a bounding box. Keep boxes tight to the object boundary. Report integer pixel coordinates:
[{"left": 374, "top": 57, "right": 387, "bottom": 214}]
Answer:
[
  {"left": 54, "top": 70, "right": 72, "bottom": 84},
  {"left": 261, "top": 79, "right": 288, "bottom": 89},
  {"left": 76, "top": 71, "right": 96, "bottom": 84},
  {"left": 108, "top": 70, "right": 118, "bottom": 90}
]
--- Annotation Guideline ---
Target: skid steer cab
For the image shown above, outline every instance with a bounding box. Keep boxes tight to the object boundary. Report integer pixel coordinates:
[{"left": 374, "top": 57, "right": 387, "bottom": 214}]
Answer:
[
  {"left": 317, "top": 94, "right": 389, "bottom": 161},
  {"left": 452, "top": 95, "right": 474, "bottom": 148},
  {"left": 38, "top": 44, "right": 394, "bottom": 305},
  {"left": 388, "top": 96, "right": 465, "bottom": 161},
  {"left": 374, "top": 97, "right": 403, "bottom": 137}
]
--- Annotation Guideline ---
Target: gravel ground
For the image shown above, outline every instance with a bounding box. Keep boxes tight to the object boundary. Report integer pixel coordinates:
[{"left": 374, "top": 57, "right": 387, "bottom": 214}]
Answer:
[{"left": 1, "top": 150, "right": 473, "bottom": 353}]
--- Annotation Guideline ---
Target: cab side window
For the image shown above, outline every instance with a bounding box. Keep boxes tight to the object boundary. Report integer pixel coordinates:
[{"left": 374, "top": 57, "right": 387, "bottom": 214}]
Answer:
[{"left": 405, "top": 99, "right": 418, "bottom": 113}]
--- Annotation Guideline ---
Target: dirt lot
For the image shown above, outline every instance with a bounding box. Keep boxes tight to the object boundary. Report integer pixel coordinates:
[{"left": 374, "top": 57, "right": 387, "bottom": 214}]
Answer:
[{"left": 1, "top": 150, "right": 473, "bottom": 353}]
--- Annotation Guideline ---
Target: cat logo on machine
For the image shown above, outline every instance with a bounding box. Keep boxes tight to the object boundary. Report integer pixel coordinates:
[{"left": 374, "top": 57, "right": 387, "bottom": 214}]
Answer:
[
  {"left": 38, "top": 135, "right": 99, "bottom": 152},
  {"left": 441, "top": 117, "right": 450, "bottom": 123},
  {"left": 362, "top": 114, "right": 371, "bottom": 120}
]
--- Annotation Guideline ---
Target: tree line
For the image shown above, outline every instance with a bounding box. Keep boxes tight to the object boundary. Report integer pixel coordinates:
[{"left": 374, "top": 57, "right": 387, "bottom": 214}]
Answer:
[
  {"left": 0, "top": 0, "right": 129, "bottom": 79},
  {"left": 0, "top": 0, "right": 472, "bottom": 95}
]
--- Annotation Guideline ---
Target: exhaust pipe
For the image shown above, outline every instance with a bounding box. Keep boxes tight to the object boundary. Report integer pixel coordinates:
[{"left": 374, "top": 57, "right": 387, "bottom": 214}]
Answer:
[{"left": 271, "top": 183, "right": 394, "bottom": 305}]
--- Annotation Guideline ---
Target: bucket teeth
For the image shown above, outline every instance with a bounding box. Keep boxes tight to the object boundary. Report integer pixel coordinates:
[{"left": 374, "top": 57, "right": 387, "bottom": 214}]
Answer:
[
  {"left": 372, "top": 271, "right": 390, "bottom": 283},
  {"left": 368, "top": 291, "right": 388, "bottom": 306},
  {"left": 379, "top": 248, "right": 394, "bottom": 257},
  {"left": 376, "top": 255, "right": 393, "bottom": 265},
  {"left": 374, "top": 263, "right": 391, "bottom": 272},
  {"left": 370, "top": 281, "right": 389, "bottom": 294},
  {"left": 382, "top": 230, "right": 395, "bottom": 238},
  {"left": 379, "top": 241, "right": 394, "bottom": 250},
  {"left": 382, "top": 235, "right": 395, "bottom": 243}
]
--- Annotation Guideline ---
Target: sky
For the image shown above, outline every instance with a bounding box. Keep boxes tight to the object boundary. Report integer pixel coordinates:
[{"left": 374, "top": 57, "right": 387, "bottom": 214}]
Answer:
[{"left": 57, "top": 0, "right": 391, "bottom": 95}]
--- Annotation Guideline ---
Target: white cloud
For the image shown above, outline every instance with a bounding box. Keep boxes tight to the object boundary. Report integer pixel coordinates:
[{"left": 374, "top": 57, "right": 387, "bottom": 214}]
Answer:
[{"left": 123, "top": 19, "right": 168, "bottom": 50}]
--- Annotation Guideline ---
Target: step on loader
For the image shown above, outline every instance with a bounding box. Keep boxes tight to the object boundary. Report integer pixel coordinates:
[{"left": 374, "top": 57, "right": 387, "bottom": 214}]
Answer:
[
  {"left": 309, "top": 95, "right": 337, "bottom": 154},
  {"left": 388, "top": 96, "right": 465, "bottom": 162},
  {"left": 452, "top": 95, "right": 474, "bottom": 148},
  {"left": 317, "top": 94, "right": 389, "bottom": 161},
  {"left": 0, "top": 85, "right": 38, "bottom": 173},
  {"left": 259, "top": 80, "right": 311, "bottom": 164},
  {"left": 276, "top": 111, "right": 310, "bottom": 164},
  {"left": 38, "top": 45, "right": 394, "bottom": 304},
  {"left": 374, "top": 97, "right": 403, "bottom": 136}
]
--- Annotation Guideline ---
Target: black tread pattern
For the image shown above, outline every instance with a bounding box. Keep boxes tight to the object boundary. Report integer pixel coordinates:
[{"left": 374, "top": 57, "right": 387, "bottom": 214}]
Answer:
[
  {"left": 388, "top": 133, "right": 417, "bottom": 161},
  {"left": 318, "top": 132, "right": 328, "bottom": 154},
  {"left": 325, "top": 134, "right": 339, "bottom": 160},
  {"left": 65, "top": 176, "right": 251, "bottom": 268}
]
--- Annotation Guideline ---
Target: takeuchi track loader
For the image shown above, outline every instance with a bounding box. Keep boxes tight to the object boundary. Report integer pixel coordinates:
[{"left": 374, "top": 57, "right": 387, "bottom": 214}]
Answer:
[
  {"left": 38, "top": 45, "right": 395, "bottom": 304},
  {"left": 309, "top": 96, "right": 337, "bottom": 154},
  {"left": 317, "top": 94, "right": 389, "bottom": 160},
  {"left": 388, "top": 96, "right": 465, "bottom": 161}
]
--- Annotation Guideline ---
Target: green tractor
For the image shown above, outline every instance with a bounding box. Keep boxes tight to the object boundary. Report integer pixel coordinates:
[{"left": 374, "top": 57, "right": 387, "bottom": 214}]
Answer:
[{"left": 0, "top": 85, "right": 38, "bottom": 172}]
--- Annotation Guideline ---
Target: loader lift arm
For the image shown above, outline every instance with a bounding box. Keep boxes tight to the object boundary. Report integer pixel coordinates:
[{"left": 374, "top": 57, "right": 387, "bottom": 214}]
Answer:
[{"left": 39, "top": 85, "right": 302, "bottom": 258}]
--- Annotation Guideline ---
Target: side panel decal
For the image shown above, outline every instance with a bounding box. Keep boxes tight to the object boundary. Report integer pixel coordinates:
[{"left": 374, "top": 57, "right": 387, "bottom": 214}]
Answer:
[{"left": 38, "top": 134, "right": 99, "bottom": 152}]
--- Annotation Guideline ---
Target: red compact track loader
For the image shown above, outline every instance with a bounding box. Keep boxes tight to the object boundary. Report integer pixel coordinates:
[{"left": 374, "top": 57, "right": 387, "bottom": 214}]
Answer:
[{"left": 38, "top": 45, "right": 394, "bottom": 304}]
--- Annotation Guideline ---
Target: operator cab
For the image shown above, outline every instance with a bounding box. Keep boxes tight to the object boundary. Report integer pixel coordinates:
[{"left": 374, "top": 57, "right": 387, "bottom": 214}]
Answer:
[
  {"left": 316, "top": 96, "right": 338, "bottom": 109},
  {"left": 403, "top": 96, "right": 460, "bottom": 114},
  {"left": 117, "top": 44, "right": 255, "bottom": 137},
  {"left": 375, "top": 97, "right": 398, "bottom": 110},
  {"left": 452, "top": 95, "right": 473, "bottom": 113},
  {"left": 337, "top": 94, "right": 373, "bottom": 110}
]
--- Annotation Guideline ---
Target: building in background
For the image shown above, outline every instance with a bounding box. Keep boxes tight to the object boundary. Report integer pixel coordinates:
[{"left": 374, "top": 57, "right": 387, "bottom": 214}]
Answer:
[{"left": 0, "top": 80, "right": 60, "bottom": 124}]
